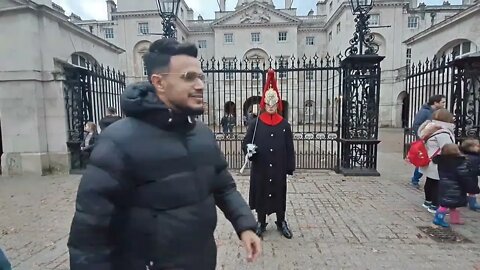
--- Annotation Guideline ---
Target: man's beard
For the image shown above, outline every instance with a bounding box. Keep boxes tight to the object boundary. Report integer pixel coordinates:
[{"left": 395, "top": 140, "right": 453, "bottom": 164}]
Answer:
[{"left": 176, "top": 105, "right": 204, "bottom": 116}]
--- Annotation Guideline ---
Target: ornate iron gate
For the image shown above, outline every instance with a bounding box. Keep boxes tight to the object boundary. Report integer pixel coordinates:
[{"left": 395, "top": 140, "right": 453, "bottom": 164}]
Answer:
[
  {"left": 198, "top": 55, "right": 342, "bottom": 170},
  {"left": 404, "top": 54, "right": 480, "bottom": 156},
  {"left": 63, "top": 64, "right": 126, "bottom": 171}
]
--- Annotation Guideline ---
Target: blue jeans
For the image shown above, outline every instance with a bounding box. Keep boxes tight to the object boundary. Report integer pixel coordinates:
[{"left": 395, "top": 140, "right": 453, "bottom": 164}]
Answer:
[
  {"left": 0, "top": 248, "right": 11, "bottom": 270},
  {"left": 411, "top": 167, "right": 423, "bottom": 184}
]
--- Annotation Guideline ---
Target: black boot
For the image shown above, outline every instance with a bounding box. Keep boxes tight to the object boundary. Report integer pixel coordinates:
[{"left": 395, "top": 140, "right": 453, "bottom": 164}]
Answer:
[
  {"left": 255, "top": 222, "right": 267, "bottom": 237},
  {"left": 276, "top": 220, "right": 293, "bottom": 239}
]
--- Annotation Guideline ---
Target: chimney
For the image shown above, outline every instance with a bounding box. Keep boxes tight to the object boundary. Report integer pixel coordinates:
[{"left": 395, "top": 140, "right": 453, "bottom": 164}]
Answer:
[
  {"left": 219, "top": 0, "right": 226, "bottom": 11},
  {"left": 106, "top": 0, "right": 117, "bottom": 20},
  {"left": 285, "top": 0, "right": 293, "bottom": 8},
  {"left": 187, "top": 8, "right": 194, "bottom": 20},
  {"left": 51, "top": 2, "right": 65, "bottom": 14},
  {"left": 32, "top": 0, "right": 52, "bottom": 6},
  {"left": 317, "top": 0, "right": 326, "bottom": 16},
  {"left": 70, "top": 12, "right": 82, "bottom": 22}
]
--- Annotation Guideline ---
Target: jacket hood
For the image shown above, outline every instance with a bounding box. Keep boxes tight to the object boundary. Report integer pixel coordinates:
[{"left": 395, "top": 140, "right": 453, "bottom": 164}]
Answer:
[
  {"left": 120, "top": 81, "right": 196, "bottom": 131},
  {"left": 121, "top": 81, "right": 168, "bottom": 117},
  {"left": 462, "top": 150, "right": 479, "bottom": 156},
  {"left": 432, "top": 154, "right": 465, "bottom": 169},
  {"left": 421, "top": 104, "right": 433, "bottom": 110}
]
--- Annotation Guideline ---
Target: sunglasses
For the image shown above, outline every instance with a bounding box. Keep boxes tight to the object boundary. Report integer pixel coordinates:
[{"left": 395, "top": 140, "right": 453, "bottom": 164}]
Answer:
[{"left": 159, "top": 71, "right": 206, "bottom": 83}]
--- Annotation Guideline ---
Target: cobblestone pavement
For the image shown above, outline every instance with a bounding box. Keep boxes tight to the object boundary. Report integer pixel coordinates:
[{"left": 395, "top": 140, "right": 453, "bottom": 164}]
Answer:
[{"left": 1, "top": 129, "right": 480, "bottom": 269}]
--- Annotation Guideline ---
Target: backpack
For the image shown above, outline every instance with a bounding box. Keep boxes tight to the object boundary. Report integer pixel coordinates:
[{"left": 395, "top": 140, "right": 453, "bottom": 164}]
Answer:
[{"left": 407, "top": 131, "right": 451, "bottom": 167}]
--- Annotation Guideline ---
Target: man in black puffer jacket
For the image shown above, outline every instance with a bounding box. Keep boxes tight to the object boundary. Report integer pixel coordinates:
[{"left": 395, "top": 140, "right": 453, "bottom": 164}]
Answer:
[{"left": 67, "top": 39, "right": 261, "bottom": 270}]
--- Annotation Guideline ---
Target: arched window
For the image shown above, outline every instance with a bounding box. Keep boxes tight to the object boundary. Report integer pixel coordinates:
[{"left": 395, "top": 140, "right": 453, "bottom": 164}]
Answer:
[
  {"left": 133, "top": 41, "right": 152, "bottom": 79},
  {"left": 436, "top": 39, "right": 479, "bottom": 59},
  {"left": 70, "top": 52, "right": 97, "bottom": 69}
]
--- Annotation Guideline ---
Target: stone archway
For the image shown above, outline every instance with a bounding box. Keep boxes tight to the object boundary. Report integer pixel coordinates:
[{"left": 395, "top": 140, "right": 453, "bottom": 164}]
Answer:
[
  {"left": 224, "top": 101, "right": 236, "bottom": 116},
  {"left": 243, "top": 48, "right": 269, "bottom": 66},
  {"left": 70, "top": 52, "right": 98, "bottom": 69},
  {"left": 304, "top": 100, "right": 316, "bottom": 124},
  {"left": 133, "top": 40, "right": 152, "bottom": 80},
  {"left": 243, "top": 96, "right": 261, "bottom": 126},
  {"left": 396, "top": 91, "right": 409, "bottom": 128},
  {"left": 0, "top": 118, "right": 2, "bottom": 174},
  {"left": 436, "top": 39, "right": 478, "bottom": 59},
  {"left": 371, "top": 32, "right": 387, "bottom": 56},
  {"left": 281, "top": 100, "right": 289, "bottom": 121}
]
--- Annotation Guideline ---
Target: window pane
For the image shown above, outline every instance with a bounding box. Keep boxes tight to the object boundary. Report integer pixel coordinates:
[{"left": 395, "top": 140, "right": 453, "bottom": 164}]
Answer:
[
  {"left": 369, "top": 14, "right": 380, "bottom": 26},
  {"left": 198, "top": 40, "right": 207, "bottom": 48},
  {"left": 452, "top": 44, "right": 460, "bottom": 57},
  {"left": 306, "top": 37, "right": 314, "bottom": 45},
  {"left": 104, "top": 28, "right": 114, "bottom": 39},
  {"left": 462, "top": 42, "right": 471, "bottom": 54},
  {"left": 138, "top": 23, "right": 149, "bottom": 35},
  {"left": 251, "top": 33, "right": 260, "bottom": 42},
  {"left": 224, "top": 34, "right": 233, "bottom": 43},
  {"left": 71, "top": 55, "right": 79, "bottom": 65}
]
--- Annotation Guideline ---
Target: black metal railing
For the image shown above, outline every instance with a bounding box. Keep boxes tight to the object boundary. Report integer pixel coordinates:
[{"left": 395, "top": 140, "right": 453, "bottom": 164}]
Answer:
[
  {"left": 199, "top": 55, "right": 342, "bottom": 170},
  {"left": 404, "top": 53, "right": 480, "bottom": 157},
  {"left": 63, "top": 64, "right": 126, "bottom": 171}
]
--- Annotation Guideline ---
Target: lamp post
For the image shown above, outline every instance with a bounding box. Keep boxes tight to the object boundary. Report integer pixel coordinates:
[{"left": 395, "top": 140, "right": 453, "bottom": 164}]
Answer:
[
  {"left": 338, "top": 0, "right": 385, "bottom": 176},
  {"left": 156, "top": 0, "right": 181, "bottom": 39},
  {"left": 345, "top": 0, "right": 378, "bottom": 56}
]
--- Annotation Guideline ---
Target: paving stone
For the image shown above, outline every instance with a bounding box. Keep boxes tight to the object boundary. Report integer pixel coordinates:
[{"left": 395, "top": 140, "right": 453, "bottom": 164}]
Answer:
[{"left": 1, "top": 129, "right": 480, "bottom": 269}]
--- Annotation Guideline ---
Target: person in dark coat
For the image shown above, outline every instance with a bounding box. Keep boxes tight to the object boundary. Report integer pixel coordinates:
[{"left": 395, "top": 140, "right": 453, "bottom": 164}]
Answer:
[
  {"left": 432, "top": 144, "right": 470, "bottom": 227},
  {"left": 99, "top": 107, "right": 122, "bottom": 131},
  {"left": 67, "top": 39, "right": 261, "bottom": 270},
  {"left": 80, "top": 121, "right": 98, "bottom": 165},
  {"left": 0, "top": 247, "right": 11, "bottom": 270},
  {"left": 459, "top": 138, "right": 480, "bottom": 211},
  {"left": 242, "top": 69, "right": 295, "bottom": 239}
]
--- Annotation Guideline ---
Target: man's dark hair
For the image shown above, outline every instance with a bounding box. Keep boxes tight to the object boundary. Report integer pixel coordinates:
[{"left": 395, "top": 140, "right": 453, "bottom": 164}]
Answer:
[
  {"left": 427, "top": 94, "right": 446, "bottom": 105},
  {"left": 143, "top": 39, "right": 198, "bottom": 81},
  {"left": 106, "top": 107, "right": 116, "bottom": 115}
]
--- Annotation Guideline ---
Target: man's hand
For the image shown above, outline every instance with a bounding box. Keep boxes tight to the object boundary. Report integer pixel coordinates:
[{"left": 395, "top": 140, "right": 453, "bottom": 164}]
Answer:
[{"left": 240, "top": 230, "right": 261, "bottom": 262}]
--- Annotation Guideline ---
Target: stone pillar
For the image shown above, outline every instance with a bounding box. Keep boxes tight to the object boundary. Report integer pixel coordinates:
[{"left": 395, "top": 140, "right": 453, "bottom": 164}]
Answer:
[
  {"left": 285, "top": 0, "right": 293, "bottom": 8},
  {"left": 219, "top": 0, "right": 226, "bottom": 11},
  {"left": 317, "top": 1, "right": 327, "bottom": 16},
  {"left": 0, "top": 70, "right": 69, "bottom": 175},
  {"left": 0, "top": 8, "right": 69, "bottom": 176}
]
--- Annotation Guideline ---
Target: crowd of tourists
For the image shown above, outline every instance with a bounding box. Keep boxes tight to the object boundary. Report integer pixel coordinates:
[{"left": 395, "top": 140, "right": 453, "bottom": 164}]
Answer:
[{"left": 408, "top": 95, "right": 480, "bottom": 227}]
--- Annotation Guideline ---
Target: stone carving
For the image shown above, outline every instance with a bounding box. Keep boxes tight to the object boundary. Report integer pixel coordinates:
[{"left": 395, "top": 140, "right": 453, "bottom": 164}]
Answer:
[{"left": 240, "top": 9, "right": 271, "bottom": 24}]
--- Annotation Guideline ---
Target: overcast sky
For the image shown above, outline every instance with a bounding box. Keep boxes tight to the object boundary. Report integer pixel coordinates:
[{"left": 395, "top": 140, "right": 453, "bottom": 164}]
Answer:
[{"left": 53, "top": 0, "right": 462, "bottom": 20}]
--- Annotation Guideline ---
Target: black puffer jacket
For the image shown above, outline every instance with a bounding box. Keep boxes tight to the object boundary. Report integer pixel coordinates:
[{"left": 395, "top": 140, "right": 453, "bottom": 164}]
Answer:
[
  {"left": 433, "top": 154, "right": 469, "bottom": 208},
  {"left": 67, "top": 82, "right": 256, "bottom": 270},
  {"left": 99, "top": 115, "right": 122, "bottom": 131},
  {"left": 462, "top": 151, "right": 480, "bottom": 194}
]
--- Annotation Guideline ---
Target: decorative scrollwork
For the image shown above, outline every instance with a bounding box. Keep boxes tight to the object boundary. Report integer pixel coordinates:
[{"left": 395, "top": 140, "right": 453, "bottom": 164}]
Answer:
[
  {"left": 345, "top": 13, "right": 379, "bottom": 56},
  {"left": 462, "top": 74, "right": 480, "bottom": 138},
  {"left": 305, "top": 133, "right": 315, "bottom": 140},
  {"left": 351, "top": 145, "right": 368, "bottom": 167}
]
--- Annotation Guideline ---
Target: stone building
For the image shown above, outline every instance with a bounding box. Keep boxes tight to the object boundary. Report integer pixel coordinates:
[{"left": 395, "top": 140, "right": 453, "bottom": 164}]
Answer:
[
  {"left": 0, "top": 0, "right": 478, "bottom": 175},
  {"left": 0, "top": 0, "right": 123, "bottom": 175},
  {"left": 73, "top": 0, "right": 478, "bottom": 127}
]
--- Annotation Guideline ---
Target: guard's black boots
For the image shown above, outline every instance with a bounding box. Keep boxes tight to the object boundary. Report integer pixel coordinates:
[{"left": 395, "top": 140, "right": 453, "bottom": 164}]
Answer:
[
  {"left": 275, "top": 220, "right": 293, "bottom": 239},
  {"left": 255, "top": 222, "right": 267, "bottom": 237}
]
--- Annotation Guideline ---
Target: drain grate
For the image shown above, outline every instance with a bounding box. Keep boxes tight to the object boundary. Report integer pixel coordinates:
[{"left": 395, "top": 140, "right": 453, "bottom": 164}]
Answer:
[{"left": 417, "top": 226, "right": 473, "bottom": 243}]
